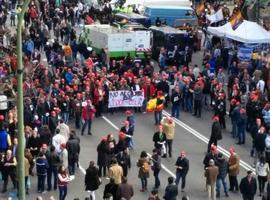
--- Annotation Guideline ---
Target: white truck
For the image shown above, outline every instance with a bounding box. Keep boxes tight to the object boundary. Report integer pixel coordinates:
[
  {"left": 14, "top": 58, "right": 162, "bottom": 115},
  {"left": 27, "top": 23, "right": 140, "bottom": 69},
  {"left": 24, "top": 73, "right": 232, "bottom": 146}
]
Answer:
[{"left": 80, "top": 24, "right": 152, "bottom": 58}]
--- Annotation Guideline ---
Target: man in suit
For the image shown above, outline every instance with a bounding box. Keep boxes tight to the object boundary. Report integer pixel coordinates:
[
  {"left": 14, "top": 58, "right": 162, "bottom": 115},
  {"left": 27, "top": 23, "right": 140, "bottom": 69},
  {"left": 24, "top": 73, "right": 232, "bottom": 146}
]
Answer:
[{"left": 240, "top": 171, "right": 257, "bottom": 200}]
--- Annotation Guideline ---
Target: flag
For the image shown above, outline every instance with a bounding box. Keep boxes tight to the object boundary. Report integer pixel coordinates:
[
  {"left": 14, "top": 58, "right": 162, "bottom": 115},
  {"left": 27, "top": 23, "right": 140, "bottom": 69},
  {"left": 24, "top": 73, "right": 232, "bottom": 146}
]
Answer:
[
  {"left": 229, "top": 11, "right": 243, "bottom": 30},
  {"left": 196, "top": 3, "right": 205, "bottom": 16}
]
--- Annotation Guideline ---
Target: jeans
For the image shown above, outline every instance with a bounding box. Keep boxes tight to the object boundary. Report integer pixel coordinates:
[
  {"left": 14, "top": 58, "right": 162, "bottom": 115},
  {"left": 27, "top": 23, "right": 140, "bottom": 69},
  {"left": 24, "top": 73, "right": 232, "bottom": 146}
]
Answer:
[
  {"left": 81, "top": 119, "right": 92, "bottom": 135},
  {"left": 141, "top": 177, "right": 147, "bottom": 190},
  {"left": 41, "top": 115, "right": 49, "bottom": 125},
  {"left": 59, "top": 185, "right": 67, "bottom": 200},
  {"left": 37, "top": 175, "right": 46, "bottom": 192},
  {"left": 47, "top": 166, "right": 58, "bottom": 190},
  {"left": 231, "top": 121, "right": 238, "bottom": 138},
  {"left": 153, "top": 169, "right": 160, "bottom": 188},
  {"left": 68, "top": 159, "right": 76, "bottom": 175},
  {"left": 62, "top": 112, "right": 69, "bottom": 124},
  {"left": 185, "top": 97, "right": 193, "bottom": 113},
  {"left": 171, "top": 104, "right": 180, "bottom": 119},
  {"left": 154, "top": 111, "right": 162, "bottom": 125},
  {"left": 175, "top": 172, "right": 186, "bottom": 189},
  {"left": 216, "top": 177, "right": 228, "bottom": 194},
  {"left": 237, "top": 124, "right": 245, "bottom": 144}
]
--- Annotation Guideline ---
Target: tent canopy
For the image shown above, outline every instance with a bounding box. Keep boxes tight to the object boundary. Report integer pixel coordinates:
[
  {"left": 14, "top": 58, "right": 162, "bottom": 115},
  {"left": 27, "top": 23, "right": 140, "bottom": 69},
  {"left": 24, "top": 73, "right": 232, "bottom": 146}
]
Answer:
[
  {"left": 207, "top": 20, "right": 270, "bottom": 43},
  {"left": 123, "top": 0, "right": 191, "bottom": 7}
]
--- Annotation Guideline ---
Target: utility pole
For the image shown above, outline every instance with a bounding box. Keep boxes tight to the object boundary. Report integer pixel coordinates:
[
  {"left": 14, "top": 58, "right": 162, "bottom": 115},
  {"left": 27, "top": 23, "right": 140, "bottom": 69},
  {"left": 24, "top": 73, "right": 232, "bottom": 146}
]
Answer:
[{"left": 16, "top": 0, "right": 30, "bottom": 199}]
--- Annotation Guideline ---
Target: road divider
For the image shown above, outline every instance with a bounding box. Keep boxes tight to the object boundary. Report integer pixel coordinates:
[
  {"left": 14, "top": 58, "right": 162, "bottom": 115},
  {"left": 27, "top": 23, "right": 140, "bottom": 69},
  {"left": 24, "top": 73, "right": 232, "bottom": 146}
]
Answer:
[{"left": 162, "top": 110, "right": 254, "bottom": 171}]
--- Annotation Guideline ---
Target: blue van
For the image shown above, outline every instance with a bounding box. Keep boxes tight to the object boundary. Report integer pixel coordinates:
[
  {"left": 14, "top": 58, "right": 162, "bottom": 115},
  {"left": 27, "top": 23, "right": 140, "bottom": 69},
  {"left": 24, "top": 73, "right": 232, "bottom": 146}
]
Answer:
[
  {"left": 114, "top": 12, "right": 151, "bottom": 27},
  {"left": 143, "top": 6, "right": 197, "bottom": 27}
]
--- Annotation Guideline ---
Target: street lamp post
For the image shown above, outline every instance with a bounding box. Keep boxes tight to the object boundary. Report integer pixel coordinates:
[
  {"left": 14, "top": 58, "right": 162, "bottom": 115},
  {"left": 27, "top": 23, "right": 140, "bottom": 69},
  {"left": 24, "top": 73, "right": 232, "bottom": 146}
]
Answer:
[{"left": 16, "top": 0, "right": 30, "bottom": 199}]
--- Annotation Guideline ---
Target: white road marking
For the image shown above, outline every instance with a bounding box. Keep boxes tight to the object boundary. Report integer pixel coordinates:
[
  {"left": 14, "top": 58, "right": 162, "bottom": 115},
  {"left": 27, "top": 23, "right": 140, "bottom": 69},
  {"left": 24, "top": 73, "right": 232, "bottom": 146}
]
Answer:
[
  {"left": 102, "top": 116, "right": 177, "bottom": 178},
  {"left": 79, "top": 164, "right": 86, "bottom": 174},
  {"left": 162, "top": 110, "right": 254, "bottom": 171}
]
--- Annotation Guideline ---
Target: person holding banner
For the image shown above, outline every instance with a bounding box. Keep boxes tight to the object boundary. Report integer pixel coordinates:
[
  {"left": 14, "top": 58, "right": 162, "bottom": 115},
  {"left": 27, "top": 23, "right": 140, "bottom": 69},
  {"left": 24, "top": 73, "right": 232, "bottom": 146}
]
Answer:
[{"left": 142, "top": 78, "right": 156, "bottom": 113}]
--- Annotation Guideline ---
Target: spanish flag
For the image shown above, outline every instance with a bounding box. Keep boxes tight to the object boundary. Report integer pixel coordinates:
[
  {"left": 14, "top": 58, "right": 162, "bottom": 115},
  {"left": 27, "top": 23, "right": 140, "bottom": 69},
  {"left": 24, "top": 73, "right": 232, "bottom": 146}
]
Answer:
[
  {"left": 230, "top": 11, "right": 243, "bottom": 30},
  {"left": 146, "top": 98, "right": 157, "bottom": 112},
  {"left": 196, "top": 2, "right": 205, "bottom": 16}
]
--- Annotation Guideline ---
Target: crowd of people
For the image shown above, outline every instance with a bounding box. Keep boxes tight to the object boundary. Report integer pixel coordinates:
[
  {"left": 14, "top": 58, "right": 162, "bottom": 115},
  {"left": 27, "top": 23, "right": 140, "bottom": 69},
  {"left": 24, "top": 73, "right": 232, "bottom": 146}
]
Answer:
[{"left": 0, "top": 0, "right": 269, "bottom": 199}]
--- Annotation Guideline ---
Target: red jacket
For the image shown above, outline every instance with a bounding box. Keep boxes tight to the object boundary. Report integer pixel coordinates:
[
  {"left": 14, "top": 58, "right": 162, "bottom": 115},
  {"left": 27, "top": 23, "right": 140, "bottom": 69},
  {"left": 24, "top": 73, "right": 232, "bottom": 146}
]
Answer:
[
  {"left": 93, "top": 88, "right": 104, "bottom": 106},
  {"left": 81, "top": 106, "right": 96, "bottom": 120},
  {"left": 142, "top": 84, "right": 156, "bottom": 98}
]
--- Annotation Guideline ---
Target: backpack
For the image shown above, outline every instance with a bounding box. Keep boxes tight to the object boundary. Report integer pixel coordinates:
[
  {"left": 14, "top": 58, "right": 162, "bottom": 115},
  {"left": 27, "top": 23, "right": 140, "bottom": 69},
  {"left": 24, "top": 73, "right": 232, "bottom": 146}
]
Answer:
[{"left": 142, "top": 161, "right": 150, "bottom": 173}]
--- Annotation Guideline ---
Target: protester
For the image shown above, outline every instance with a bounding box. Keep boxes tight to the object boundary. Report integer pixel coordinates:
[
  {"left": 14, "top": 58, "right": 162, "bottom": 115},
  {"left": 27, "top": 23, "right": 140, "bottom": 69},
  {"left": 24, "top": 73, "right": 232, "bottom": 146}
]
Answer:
[
  {"left": 116, "top": 147, "right": 131, "bottom": 177},
  {"left": 240, "top": 171, "right": 257, "bottom": 200},
  {"left": 117, "top": 177, "right": 134, "bottom": 200},
  {"left": 81, "top": 100, "right": 96, "bottom": 135},
  {"left": 85, "top": 161, "right": 101, "bottom": 200},
  {"left": 175, "top": 151, "right": 189, "bottom": 192},
  {"left": 204, "top": 159, "right": 219, "bottom": 200},
  {"left": 137, "top": 151, "right": 150, "bottom": 192},
  {"left": 58, "top": 165, "right": 71, "bottom": 200},
  {"left": 256, "top": 156, "right": 269, "bottom": 196},
  {"left": 97, "top": 137, "right": 109, "bottom": 177},
  {"left": 160, "top": 117, "right": 175, "bottom": 158},
  {"left": 163, "top": 176, "right": 178, "bottom": 200},
  {"left": 103, "top": 178, "right": 118, "bottom": 200},
  {"left": 108, "top": 157, "right": 123, "bottom": 185},
  {"left": 216, "top": 153, "right": 229, "bottom": 197},
  {"left": 151, "top": 148, "right": 161, "bottom": 189},
  {"left": 47, "top": 145, "right": 61, "bottom": 191},
  {"left": 2, "top": 149, "right": 17, "bottom": 193},
  {"left": 66, "top": 133, "right": 80, "bottom": 176},
  {"left": 228, "top": 147, "right": 240, "bottom": 192},
  {"left": 36, "top": 152, "right": 49, "bottom": 193},
  {"left": 207, "top": 116, "right": 222, "bottom": 152},
  {"left": 152, "top": 125, "right": 167, "bottom": 158},
  {"left": 148, "top": 189, "right": 161, "bottom": 200}
]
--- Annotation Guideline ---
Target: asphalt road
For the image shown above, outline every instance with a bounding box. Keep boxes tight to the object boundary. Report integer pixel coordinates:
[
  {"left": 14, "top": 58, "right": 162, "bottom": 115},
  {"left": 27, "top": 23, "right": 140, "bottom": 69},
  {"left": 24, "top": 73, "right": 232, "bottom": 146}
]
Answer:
[{"left": 1, "top": 104, "right": 259, "bottom": 200}]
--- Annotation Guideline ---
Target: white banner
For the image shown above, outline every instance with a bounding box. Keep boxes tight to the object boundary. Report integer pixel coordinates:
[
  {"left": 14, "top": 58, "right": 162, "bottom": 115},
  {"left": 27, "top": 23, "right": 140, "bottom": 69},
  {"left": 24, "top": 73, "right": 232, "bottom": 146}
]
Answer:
[
  {"left": 108, "top": 90, "right": 144, "bottom": 108},
  {"left": 206, "top": 9, "right": 224, "bottom": 24}
]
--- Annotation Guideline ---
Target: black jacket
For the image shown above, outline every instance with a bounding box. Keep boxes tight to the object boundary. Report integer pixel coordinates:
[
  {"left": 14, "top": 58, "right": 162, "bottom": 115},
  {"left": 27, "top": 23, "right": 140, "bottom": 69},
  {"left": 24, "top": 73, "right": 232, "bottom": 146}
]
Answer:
[
  {"left": 254, "top": 133, "right": 266, "bottom": 152},
  {"left": 171, "top": 91, "right": 181, "bottom": 105},
  {"left": 163, "top": 184, "right": 178, "bottom": 200},
  {"left": 47, "top": 151, "right": 61, "bottom": 168},
  {"left": 203, "top": 153, "right": 217, "bottom": 169},
  {"left": 175, "top": 157, "right": 189, "bottom": 175},
  {"left": 153, "top": 132, "right": 167, "bottom": 149},
  {"left": 103, "top": 182, "right": 118, "bottom": 200},
  {"left": 66, "top": 137, "right": 80, "bottom": 161},
  {"left": 97, "top": 141, "right": 109, "bottom": 167},
  {"left": 210, "top": 122, "right": 222, "bottom": 141},
  {"left": 216, "top": 157, "right": 228, "bottom": 179},
  {"left": 151, "top": 153, "right": 161, "bottom": 170},
  {"left": 85, "top": 166, "right": 100, "bottom": 191},
  {"left": 240, "top": 176, "right": 257, "bottom": 197}
]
